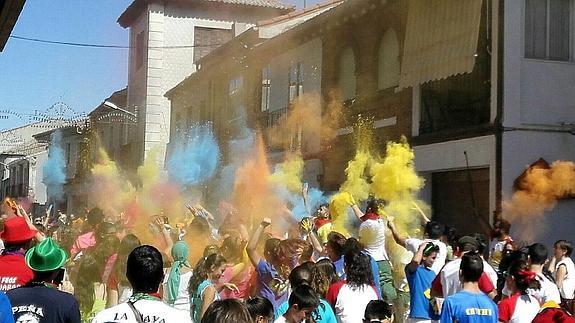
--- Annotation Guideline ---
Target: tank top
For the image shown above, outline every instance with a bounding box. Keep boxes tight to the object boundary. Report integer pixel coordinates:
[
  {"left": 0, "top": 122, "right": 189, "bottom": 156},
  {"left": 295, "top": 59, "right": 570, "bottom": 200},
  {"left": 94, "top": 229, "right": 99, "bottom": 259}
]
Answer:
[{"left": 191, "top": 279, "right": 220, "bottom": 322}]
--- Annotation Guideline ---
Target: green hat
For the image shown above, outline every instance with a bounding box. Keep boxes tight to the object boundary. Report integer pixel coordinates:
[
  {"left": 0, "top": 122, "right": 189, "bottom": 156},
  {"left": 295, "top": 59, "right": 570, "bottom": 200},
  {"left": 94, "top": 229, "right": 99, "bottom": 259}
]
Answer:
[{"left": 25, "top": 238, "right": 67, "bottom": 272}]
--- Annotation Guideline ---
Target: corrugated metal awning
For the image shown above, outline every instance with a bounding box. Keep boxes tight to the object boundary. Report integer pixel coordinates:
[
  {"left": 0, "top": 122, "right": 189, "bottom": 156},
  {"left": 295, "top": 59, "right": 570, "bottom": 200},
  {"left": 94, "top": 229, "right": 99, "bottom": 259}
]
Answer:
[{"left": 399, "top": 0, "right": 483, "bottom": 89}]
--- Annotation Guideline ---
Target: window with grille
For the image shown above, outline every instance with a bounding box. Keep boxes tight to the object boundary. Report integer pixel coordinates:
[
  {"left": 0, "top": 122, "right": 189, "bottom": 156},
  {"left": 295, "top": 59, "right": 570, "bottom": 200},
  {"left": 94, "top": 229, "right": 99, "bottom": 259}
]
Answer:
[
  {"left": 261, "top": 66, "right": 271, "bottom": 112},
  {"left": 288, "top": 62, "right": 304, "bottom": 103},
  {"left": 525, "top": 0, "right": 572, "bottom": 61}
]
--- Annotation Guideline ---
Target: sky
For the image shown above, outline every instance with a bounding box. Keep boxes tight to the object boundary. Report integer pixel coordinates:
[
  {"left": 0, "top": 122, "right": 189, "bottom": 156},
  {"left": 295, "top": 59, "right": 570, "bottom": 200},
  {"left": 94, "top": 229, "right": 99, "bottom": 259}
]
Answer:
[{"left": 0, "top": 0, "right": 314, "bottom": 131}]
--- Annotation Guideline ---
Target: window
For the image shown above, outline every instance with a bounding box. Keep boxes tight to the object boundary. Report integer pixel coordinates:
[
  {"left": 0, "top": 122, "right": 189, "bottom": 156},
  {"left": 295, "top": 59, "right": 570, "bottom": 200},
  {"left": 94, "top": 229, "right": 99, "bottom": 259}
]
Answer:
[
  {"left": 288, "top": 62, "right": 304, "bottom": 103},
  {"left": 66, "top": 143, "right": 71, "bottom": 165},
  {"left": 135, "top": 31, "right": 145, "bottom": 70},
  {"left": 338, "top": 47, "right": 356, "bottom": 101},
  {"left": 194, "top": 27, "right": 234, "bottom": 63},
  {"left": 378, "top": 29, "right": 400, "bottom": 90},
  {"left": 525, "top": 0, "right": 572, "bottom": 61},
  {"left": 261, "top": 66, "right": 271, "bottom": 112}
]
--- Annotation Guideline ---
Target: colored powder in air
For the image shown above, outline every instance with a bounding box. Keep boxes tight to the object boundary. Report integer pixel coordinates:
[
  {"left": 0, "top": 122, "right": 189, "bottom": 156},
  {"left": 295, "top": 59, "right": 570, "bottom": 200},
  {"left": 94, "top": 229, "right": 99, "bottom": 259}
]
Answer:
[
  {"left": 371, "top": 139, "right": 423, "bottom": 201},
  {"left": 340, "top": 117, "right": 375, "bottom": 202},
  {"left": 43, "top": 131, "right": 67, "bottom": 201},
  {"left": 89, "top": 148, "right": 136, "bottom": 220},
  {"left": 503, "top": 160, "right": 575, "bottom": 240},
  {"left": 270, "top": 153, "right": 304, "bottom": 194},
  {"left": 329, "top": 192, "right": 356, "bottom": 237},
  {"left": 167, "top": 124, "right": 220, "bottom": 187}
]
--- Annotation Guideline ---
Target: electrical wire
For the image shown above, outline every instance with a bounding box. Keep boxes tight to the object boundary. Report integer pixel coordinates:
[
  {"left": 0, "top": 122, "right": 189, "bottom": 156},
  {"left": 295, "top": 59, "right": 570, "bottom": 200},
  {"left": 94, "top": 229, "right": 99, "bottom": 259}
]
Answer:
[{"left": 9, "top": 35, "right": 223, "bottom": 49}]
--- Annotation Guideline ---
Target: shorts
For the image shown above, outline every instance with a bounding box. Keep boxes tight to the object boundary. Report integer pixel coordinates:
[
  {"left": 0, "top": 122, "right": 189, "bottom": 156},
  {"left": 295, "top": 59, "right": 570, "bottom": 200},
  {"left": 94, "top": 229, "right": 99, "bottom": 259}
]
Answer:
[{"left": 377, "top": 260, "right": 397, "bottom": 302}]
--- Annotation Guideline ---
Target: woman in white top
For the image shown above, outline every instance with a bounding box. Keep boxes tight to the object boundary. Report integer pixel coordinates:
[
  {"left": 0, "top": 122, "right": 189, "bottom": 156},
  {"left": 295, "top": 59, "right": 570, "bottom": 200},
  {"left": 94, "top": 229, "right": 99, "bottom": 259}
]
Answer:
[
  {"left": 549, "top": 240, "right": 575, "bottom": 314},
  {"left": 497, "top": 260, "right": 540, "bottom": 323},
  {"left": 165, "top": 241, "right": 193, "bottom": 312}
]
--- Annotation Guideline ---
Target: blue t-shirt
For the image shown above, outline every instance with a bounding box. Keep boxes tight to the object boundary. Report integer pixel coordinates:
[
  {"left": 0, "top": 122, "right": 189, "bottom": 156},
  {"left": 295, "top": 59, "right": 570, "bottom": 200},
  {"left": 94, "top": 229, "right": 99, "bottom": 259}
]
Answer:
[
  {"left": 275, "top": 299, "right": 336, "bottom": 323},
  {"left": 0, "top": 292, "right": 14, "bottom": 323},
  {"left": 367, "top": 253, "right": 382, "bottom": 298},
  {"left": 405, "top": 265, "right": 439, "bottom": 320},
  {"left": 440, "top": 290, "right": 498, "bottom": 323},
  {"left": 333, "top": 257, "right": 346, "bottom": 280},
  {"left": 256, "top": 259, "right": 288, "bottom": 310}
]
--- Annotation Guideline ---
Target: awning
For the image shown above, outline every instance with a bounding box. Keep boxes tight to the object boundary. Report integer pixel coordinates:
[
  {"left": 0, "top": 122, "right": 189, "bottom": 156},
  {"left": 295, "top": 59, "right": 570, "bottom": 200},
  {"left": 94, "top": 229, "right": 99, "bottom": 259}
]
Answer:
[{"left": 399, "top": 0, "right": 483, "bottom": 89}]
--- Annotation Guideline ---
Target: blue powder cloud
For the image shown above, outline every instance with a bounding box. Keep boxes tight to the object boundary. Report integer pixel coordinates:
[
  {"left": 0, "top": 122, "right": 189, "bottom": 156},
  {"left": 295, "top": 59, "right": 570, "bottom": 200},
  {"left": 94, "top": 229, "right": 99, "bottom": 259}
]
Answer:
[
  {"left": 167, "top": 124, "right": 220, "bottom": 187},
  {"left": 42, "top": 130, "right": 66, "bottom": 201}
]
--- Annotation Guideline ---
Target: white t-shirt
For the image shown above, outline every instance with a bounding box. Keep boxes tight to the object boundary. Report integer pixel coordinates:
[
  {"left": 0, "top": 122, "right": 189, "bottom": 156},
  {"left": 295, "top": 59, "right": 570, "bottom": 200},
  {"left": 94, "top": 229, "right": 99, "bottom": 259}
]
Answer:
[
  {"left": 327, "top": 281, "right": 379, "bottom": 323},
  {"left": 405, "top": 238, "right": 447, "bottom": 274},
  {"left": 528, "top": 272, "right": 561, "bottom": 304},
  {"left": 498, "top": 294, "right": 539, "bottom": 323},
  {"left": 92, "top": 299, "right": 193, "bottom": 323},
  {"left": 555, "top": 257, "right": 575, "bottom": 299},
  {"left": 359, "top": 218, "right": 389, "bottom": 261}
]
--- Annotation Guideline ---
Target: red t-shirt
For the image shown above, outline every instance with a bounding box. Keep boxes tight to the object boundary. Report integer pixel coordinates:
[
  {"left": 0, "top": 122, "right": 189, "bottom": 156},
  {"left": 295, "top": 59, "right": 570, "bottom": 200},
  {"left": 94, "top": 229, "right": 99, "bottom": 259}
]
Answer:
[{"left": 0, "top": 254, "right": 34, "bottom": 291}]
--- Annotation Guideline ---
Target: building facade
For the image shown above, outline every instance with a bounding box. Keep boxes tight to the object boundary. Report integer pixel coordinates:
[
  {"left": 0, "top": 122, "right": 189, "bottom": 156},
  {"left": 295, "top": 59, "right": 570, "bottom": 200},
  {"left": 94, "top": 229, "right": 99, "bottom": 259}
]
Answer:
[{"left": 118, "top": 0, "right": 292, "bottom": 167}]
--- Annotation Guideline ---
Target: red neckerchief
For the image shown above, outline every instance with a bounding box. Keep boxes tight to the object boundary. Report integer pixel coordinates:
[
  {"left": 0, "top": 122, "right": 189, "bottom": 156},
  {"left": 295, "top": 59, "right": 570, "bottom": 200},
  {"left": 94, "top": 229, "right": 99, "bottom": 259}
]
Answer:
[
  {"left": 315, "top": 218, "right": 330, "bottom": 229},
  {"left": 148, "top": 292, "right": 161, "bottom": 299},
  {"left": 361, "top": 212, "right": 379, "bottom": 222}
]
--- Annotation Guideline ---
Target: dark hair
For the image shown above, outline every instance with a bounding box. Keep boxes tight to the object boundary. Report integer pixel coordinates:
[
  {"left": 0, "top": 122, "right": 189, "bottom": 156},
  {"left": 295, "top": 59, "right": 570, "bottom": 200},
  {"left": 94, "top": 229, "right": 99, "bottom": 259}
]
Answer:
[
  {"left": 365, "top": 198, "right": 380, "bottom": 214},
  {"left": 289, "top": 265, "right": 313, "bottom": 288},
  {"left": 528, "top": 243, "right": 548, "bottom": 265},
  {"left": 460, "top": 252, "right": 483, "bottom": 282},
  {"left": 95, "top": 222, "right": 117, "bottom": 243},
  {"left": 327, "top": 231, "right": 347, "bottom": 258},
  {"left": 126, "top": 245, "right": 164, "bottom": 293},
  {"left": 344, "top": 237, "right": 364, "bottom": 255},
  {"left": 114, "top": 234, "right": 141, "bottom": 285},
  {"left": 344, "top": 251, "right": 373, "bottom": 287},
  {"left": 264, "top": 238, "right": 281, "bottom": 262},
  {"left": 246, "top": 296, "right": 273, "bottom": 321},
  {"left": 75, "top": 254, "right": 102, "bottom": 315},
  {"left": 423, "top": 242, "right": 440, "bottom": 257},
  {"left": 425, "top": 221, "right": 444, "bottom": 240},
  {"left": 472, "top": 233, "right": 488, "bottom": 254},
  {"left": 312, "top": 258, "right": 338, "bottom": 298},
  {"left": 201, "top": 299, "right": 252, "bottom": 323},
  {"left": 221, "top": 235, "right": 244, "bottom": 263},
  {"left": 364, "top": 300, "right": 392, "bottom": 321},
  {"left": 555, "top": 240, "right": 573, "bottom": 257},
  {"left": 86, "top": 207, "right": 104, "bottom": 227},
  {"left": 508, "top": 260, "right": 541, "bottom": 294},
  {"left": 288, "top": 285, "right": 320, "bottom": 310},
  {"left": 443, "top": 226, "right": 458, "bottom": 245},
  {"left": 89, "top": 234, "right": 120, "bottom": 273},
  {"left": 495, "top": 219, "right": 511, "bottom": 234},
  {"left": 203, "top": 244, "right": 221, "bottom": 258},
  {"left": 189, "top": 253, "right": 227, "bottom": 294}
]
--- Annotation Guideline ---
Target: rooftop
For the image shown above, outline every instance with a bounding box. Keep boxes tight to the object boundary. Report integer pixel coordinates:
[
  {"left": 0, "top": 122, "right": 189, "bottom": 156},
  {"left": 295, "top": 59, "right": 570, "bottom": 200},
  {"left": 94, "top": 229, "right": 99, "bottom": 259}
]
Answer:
[{"left": 118, "top": 0, "right": 293, "bottom": 27}]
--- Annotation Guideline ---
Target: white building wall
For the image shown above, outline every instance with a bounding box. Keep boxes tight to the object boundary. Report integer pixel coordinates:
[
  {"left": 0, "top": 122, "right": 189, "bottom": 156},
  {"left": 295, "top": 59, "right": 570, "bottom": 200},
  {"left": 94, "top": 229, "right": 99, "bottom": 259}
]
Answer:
[
  {"left": 501, "top": 0, "right": 575, "bottom": 248},
  {"left": 128, "top": 3, "right": 266, "bottom": 167}
]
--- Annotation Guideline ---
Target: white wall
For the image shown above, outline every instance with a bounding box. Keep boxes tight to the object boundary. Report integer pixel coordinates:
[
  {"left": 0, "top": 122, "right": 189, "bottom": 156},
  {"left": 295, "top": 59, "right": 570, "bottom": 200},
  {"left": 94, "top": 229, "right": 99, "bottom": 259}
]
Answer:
[
  {"left": 503, "top": 0, "right": 575, "bottom": 128},
  {"left": 413, "top": 135, "right": 497, "bottom": 218}
]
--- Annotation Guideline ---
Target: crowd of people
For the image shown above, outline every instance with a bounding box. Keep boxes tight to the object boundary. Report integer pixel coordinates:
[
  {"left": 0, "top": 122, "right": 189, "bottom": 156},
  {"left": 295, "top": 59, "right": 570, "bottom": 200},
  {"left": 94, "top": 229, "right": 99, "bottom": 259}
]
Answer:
[{"left": 0, "top": 194, "right": 575, "bottom": 323}]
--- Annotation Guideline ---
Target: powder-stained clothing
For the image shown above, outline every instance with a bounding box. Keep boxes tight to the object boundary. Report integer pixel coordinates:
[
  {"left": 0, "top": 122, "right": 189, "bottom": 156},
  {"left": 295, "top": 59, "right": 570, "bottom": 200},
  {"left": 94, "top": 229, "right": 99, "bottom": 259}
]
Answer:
[
  {"left": 0, "top": 254, "right": 34, "bottom": 292},
  {"left": 7, "top": 285, "right": 81, "bottom": 323},
  {"left": 255, "top": 259, "right": 288, "bottom": 310}
]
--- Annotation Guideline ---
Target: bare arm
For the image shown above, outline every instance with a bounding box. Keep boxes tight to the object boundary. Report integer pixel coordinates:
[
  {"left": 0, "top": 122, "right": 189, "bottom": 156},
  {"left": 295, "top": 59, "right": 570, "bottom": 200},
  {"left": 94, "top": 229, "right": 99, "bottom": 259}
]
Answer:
[
  {"left": 548, "top": 256, "right": 558, "bottom": 274},
  {"left": 302, "top": 183, "right": 310, "bottom": 215},
  {"left": 200, "top": 285, "right": 217, "bottom": 320},
  {"left": 387, "top": 221, "right": 407, "bottom": 247},
  {"left": 351, "top": 204, "right": 364, "bottom": 221},
  {"left": 406, "top": 243, "right": 426, "bottom": 273},
  {"left": 556, "top": 264, "right": 567, "bottom": 290},
  {"left": 106, "top": 287, "right": 118, "bottom": 308},
  {"left": 247, "top": 218, "right": 271, "bottom": 267},
  {"left": 18, "top": 205, "right": 45, "bottom": 241}
]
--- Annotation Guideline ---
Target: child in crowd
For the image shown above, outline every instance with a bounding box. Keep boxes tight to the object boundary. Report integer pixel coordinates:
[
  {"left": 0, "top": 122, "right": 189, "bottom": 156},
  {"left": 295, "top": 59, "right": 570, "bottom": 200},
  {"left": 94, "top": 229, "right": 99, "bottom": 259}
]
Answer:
[
  {"left": 405, "top": 242, "right": 440, "bottom": 322},
  {"left": 274, "top": 285, "right": 320, "bottom": 323},
  {"left": 246, "top": 296, "right": 274, "bottom": 323},
  {"left": 363, "top": 300, "right": 393, "bottom": 323},
  {"left": 497, "top": 260, "right": 540, "bottom": 323}
]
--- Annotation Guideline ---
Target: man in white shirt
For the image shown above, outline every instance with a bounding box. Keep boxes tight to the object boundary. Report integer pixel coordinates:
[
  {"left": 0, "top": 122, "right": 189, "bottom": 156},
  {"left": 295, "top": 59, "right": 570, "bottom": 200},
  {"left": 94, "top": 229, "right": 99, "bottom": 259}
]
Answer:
[
  {"left": 528, "top": 243, "right": 562, "bottom": 304},
  {"left": 351, "top": 199, "right": 397, "bottom": 303},
  {"left": 92, "top": 245, "right": 192, "bottom": 323}
]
